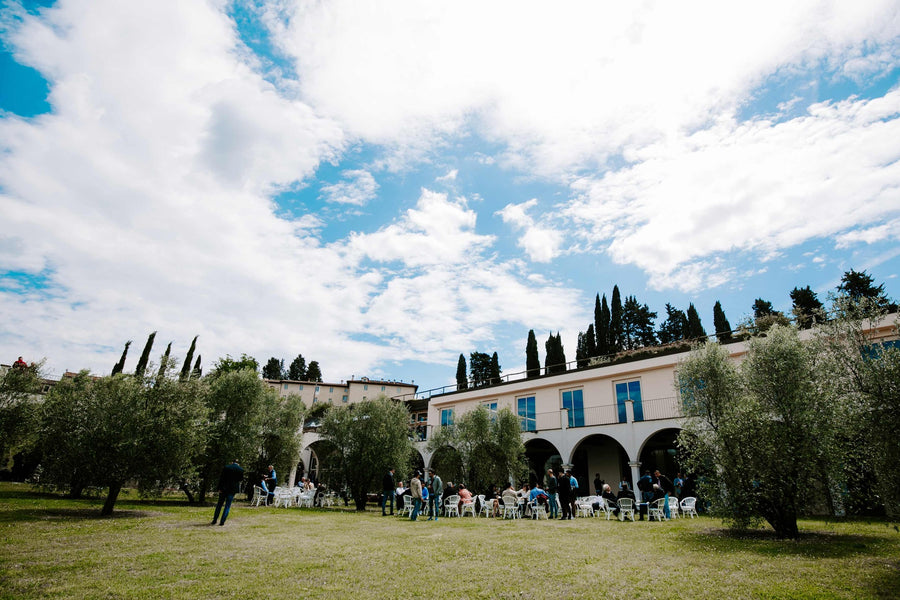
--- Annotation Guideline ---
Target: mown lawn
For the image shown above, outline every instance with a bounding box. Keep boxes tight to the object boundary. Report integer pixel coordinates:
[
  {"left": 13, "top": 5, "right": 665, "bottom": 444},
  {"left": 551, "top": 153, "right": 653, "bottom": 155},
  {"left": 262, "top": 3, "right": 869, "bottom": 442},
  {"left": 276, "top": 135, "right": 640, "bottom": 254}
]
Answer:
[{"left": 1, "top": 482, "right": 898, "bottom": 599}]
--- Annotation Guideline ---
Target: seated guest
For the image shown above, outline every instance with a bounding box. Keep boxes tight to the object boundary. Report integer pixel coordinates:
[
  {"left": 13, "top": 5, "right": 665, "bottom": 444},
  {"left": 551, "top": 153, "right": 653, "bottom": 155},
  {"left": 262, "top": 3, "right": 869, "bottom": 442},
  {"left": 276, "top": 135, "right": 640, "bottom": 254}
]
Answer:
[
  {"left": 601, "top": 483, "right": 619, "bottom": 516},
  {"left": 483, "top": 484, "right": 499, "bottom": 517},
  {"left": 617, "top": 482, "right": 636, "bottom": 502},
  {"left": 458, "top": 484, "right": 473, "bottom": 512},
  {"left": 259, "top": 475, "right": 273, "bottom": 506}
]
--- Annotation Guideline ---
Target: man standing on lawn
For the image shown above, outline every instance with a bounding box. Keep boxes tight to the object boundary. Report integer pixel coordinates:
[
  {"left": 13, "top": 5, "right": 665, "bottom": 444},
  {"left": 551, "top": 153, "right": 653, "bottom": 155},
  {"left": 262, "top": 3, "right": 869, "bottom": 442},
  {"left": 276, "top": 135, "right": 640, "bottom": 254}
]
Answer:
[
  {"left": 427, "top": 468, "right": 442, "bottom": 521},
  {"left": 409, "top": 471, "right": 423, "bottom": 521},
  {"left": 211, "top": 460, "right": 244, "bottom": 526},
  {"left": 381, "top": 467, "right": 395, "bottom": 516}
]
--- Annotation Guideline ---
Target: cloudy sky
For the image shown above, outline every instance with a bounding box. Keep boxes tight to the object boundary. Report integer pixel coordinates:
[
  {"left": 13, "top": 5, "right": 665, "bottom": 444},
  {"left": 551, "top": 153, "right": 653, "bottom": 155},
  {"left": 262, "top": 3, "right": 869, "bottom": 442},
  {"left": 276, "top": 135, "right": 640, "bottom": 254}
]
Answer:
[{"left": 1, "top": 0, "right": 898, "bottom": 392}]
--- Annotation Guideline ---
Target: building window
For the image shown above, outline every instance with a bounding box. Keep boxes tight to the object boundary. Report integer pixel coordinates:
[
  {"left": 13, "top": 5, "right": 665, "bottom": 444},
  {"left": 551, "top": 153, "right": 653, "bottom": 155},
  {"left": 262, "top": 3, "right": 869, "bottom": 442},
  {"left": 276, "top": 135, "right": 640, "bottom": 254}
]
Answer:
[
  {"left": 283, "top": 384, "right": 288, "bottom": 390},
  {"left": 483, "top": 401, "right": 497, "bottom": 412},
  {"left": 615, "top": 380, "right": 643, "bottom": 423},
  {"left": 381, "top": 385, "right": 385, "bottom": 391},
  {"left": 315, "top": 385, "right": 320, "bottom": 392},
  {"left": 298, "top": 384, "right": 303, "bottom": 390},
  {"left": 342, "top": 395, "right": 348, "bottom": 403},
  {"left": 561, "top": 388, "right": 584, "bottom": 427},
  {"left": 329, "top": 386, "right": 334, "bottom": 393},
  {"left": 440, "top": 408, "right": 454, "bottom": 428},
  {"left": 364, "top": 384, "right": 368, "bottom": 390},
  {"left": 517, "top": 396, "right": 536, "bottom": 432}
]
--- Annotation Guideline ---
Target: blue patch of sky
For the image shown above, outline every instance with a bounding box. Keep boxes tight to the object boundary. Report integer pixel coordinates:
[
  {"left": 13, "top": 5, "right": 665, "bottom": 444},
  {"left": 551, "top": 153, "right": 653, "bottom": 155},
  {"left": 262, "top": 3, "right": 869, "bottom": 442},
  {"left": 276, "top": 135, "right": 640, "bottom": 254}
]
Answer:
[
  {"left": 738, "top": 57, "right": 899, "bottom": 124},
  {"left": 0, "top": 41, "right": 51, "bottom": 118},
  {"left": 228, "top": 1, "right": 298, "bottom": 86},
  {"left": 0, "top": 269, "right": 57, "bottom": 297}
]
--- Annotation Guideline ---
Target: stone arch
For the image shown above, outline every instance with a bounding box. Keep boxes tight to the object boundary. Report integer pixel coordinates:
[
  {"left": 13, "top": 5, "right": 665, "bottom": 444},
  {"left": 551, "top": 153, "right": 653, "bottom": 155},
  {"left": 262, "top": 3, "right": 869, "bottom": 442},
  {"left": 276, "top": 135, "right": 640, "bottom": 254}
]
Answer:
[
  {"left": 524, "top": 438, "right": 562, "bottom": 488},
  {"left": 305, "top": 439, "right": 339, "bottom": 486},
  {"left": 637, "top": 427, "right": 683, "bottom": 480},
  {"left": 428, "top": 444, "right": 462, "bottom": 485},
  {"left": 570, "top": 433, "right": 631, "bottom": 494}
]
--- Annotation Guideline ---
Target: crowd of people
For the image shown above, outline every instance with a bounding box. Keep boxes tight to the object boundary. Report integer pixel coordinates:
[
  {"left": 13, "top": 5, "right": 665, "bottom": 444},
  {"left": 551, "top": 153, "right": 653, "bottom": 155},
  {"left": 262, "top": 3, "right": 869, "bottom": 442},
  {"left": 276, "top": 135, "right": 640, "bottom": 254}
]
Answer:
[{"left": 383, "top": 466, "right": 693, "bottom": 521}]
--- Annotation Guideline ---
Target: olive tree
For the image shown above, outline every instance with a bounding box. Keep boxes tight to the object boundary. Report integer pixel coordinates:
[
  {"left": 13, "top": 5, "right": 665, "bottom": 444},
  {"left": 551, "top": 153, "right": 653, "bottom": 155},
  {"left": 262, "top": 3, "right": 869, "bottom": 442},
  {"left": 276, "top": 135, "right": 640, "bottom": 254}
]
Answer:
[
  {"left": 428, "top": 405, "right": 526, "bottom": 491},
  {"left": 39, "top": 370, "right": 206, "bottom": 515},
  {"left": 0, "top": 361, "right": 43, "bottom": 471},
  {"left": 677, "top": 325, "right": 847, "bottom": 538},
  {"left": 318, "top": 396, "right": 413, "bottom": 511},
  {"left": 816, "top": 299, "right": 900, "bottom": 518}
]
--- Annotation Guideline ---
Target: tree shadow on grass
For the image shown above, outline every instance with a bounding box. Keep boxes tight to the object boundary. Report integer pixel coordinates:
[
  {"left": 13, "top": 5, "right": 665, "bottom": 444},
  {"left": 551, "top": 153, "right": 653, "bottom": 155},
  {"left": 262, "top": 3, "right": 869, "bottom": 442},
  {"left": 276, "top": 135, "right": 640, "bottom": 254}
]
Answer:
[
  {"left": 680, "top": 527, "right": 893, "bottom": 559},
  {"left": 0, "top": 507, "right": 159, "bottom": 523}
]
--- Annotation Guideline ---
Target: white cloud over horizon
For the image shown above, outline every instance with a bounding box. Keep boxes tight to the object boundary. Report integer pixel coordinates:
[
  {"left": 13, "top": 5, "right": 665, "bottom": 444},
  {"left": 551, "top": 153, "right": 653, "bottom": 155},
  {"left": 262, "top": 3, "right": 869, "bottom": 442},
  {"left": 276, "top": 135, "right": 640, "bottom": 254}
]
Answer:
[{"left": 0, "top": 0, "right": 898, "bottom": 386}]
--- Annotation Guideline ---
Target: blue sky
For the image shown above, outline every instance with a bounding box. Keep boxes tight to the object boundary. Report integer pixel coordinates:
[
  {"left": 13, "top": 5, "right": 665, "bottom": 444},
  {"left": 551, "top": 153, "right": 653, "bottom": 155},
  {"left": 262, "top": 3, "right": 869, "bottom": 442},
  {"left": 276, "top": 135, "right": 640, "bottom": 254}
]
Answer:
[{"left": 1, "top": 0, "right": 899, "bottom": 393}]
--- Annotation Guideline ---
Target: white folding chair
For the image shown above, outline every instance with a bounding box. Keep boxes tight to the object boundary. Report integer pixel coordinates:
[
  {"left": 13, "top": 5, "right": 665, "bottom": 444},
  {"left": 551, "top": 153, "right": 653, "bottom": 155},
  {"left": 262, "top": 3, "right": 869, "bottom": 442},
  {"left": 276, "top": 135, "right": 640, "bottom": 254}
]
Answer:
[
  {"left": 501, "top": 496, "right": 520, "bottom": 519},
  {"left": 250, "top": 485, "right": 267, "bottom": 507},
  {"left": 617, "top": 497, "right": 635, "bottom": 522},
  {"left": 648, "top": 498, "right": 668, "bottom": 521},
  {"left": 668, "top": 496, "right": 680, "bottom": 519},
  {"left": 680, "top": 496, "right": 698, "bottom": 518},
  {"left": 444, "top": 495, "right": 460, "bottom": 517},
  {"left": 461, "top": 498, "right": 476, "bottom": 517}
]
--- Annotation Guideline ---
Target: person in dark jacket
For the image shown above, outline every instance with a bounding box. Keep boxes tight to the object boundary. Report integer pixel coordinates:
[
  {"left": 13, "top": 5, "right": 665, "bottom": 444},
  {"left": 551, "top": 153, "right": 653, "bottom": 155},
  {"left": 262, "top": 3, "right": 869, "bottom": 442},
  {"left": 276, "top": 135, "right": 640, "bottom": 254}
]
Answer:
[
  {"left": 211, "top": 460, "right": 244, "bottom": 526},
  {"left": 545, "top": 468, "right": 559, "bottom": 519},
  {"left": 381, "top": 467, "right": 396, "bottom": 515},
  {"left": 557, "top": 469, "right": 572, "bottom": 519}
]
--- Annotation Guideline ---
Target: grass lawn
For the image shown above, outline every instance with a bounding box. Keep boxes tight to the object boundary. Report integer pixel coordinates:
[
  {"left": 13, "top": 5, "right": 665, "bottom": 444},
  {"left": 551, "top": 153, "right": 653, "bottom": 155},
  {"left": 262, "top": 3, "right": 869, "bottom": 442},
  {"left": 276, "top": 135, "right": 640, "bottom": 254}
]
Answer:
[{"left": 1, "top": 482, "right": 898, "bottom": 599}]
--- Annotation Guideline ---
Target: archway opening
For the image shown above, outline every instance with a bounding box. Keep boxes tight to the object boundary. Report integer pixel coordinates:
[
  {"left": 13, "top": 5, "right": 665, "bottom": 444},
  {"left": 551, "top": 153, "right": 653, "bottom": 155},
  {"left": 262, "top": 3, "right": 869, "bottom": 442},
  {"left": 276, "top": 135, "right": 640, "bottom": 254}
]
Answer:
[
  {"left": 524, "top": 438, "right": 562, "bottom": 488},
  {"left": 571, "top": 434, "right": 630, "bottom": 495},
  {"left": 638, "top": 428, "right": 683, "bottom": 481}
]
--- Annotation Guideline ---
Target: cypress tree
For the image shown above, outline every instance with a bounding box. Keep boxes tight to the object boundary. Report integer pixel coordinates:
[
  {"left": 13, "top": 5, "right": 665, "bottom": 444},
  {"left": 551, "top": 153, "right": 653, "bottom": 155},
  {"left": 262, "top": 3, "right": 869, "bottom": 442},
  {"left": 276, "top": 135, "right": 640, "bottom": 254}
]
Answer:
[
  {"left": 456, "top": 354, "right": 468, "bottom": 390},
  {"left": 545, "top": 332, "right": 567, "bottom": 375},
  {"left": 156, "top": 341, "right": 172, "bottom": 383},
  {"left": 713, "top": 300, "right": 733, "bottom": 343},
  {"left": 576, "top": 332, "right": 589, "bottom": 368},
  {"left": 134, "top": 332, "right": 156, "bottom": 379},
  {"left": 180, "top": 335, "right": 198, "bottom": 380},
  {"left": 686, "top": 303, "right": 706, "bottom": 339},
  {"left": 525, "top": 331, "right": 540, "bottom": 379},
  {"left": 192, "top": 355, "right": 202, "bottom": 379},
  {"left": 585, "top": 324, "right": 596, "bottom": 360},
  {"left": 490, "top": 352, "right": 501, "bottom": 385},
  {"left": 599, "top": 295, "right": 611, "bottom": 356},
  {"left": 111, "top": 340, "right": 131, "bottom": 376},
  {"left": 609, "top": 286, "right": 623, "bottom": 353},
  {"left": 306, "top": 361, "right": 322, "bottom": 382}
]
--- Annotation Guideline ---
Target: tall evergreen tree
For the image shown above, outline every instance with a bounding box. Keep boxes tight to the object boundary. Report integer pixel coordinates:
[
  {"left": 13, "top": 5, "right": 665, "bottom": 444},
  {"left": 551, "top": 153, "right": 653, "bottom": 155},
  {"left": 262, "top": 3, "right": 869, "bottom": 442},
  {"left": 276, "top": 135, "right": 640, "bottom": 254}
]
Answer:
[
  {"left": 585, "top": 324, "right": 597, "bottom": 360},
  {"left": 134, "top": 332, "right": 156, "bottom": 379},
  {"left": 598, "top": 294, "right": 611, "bottom": 356},
  {"left": 789, "top": 286, "right": 824, "bottom": 329},
  {"left": 545, "top": 332, "right": 567, "bottom": 375},
  {"left": 525, "top": 331, "right": 540, "bottom": 379},
  {"left": 111, "top": 340, "right": 131, "bottom": 376},
  {"left": 191, "top": 355, "right": 202, "bottom": 379},
  {"left": 713, "top": 300, "right": 733, "bottom": 343},
  {"left": 288, "top": 354, "right": 307, "bottom": 381},
  {"left": 686, "top": 303, "right": 706, "bottom": 339},
  {"left": 262, "top": 357, "right": 285, "bottom": 380},
  {"left": 180, "top": 335, "right": 198, "bottom": 380},
  {"left": 752, "top": 298, "right": 776, "bottom": 318},
  {"left": 593, "top": 294, "right": 609, "bottom": 357},
  {"left": 456, "top": 354, "right": 469, "bottom": 389},
  {"left": 622, "top": 295, "right": 657, "bottom": 350},
  {"left": 658, "top": 303, "right": 688, "bottom": 345},
  {"left": 306, "top": 361, "right": 323, "bottom": 382},
  {"left": 609, "top": 286, "right": 624, "bottom": 353},
  {"left": 576, "top": 331, "right": 589, "bottom": 368},
  {"left": 838, "top": 269, "right": 893, "bottom": 310},
  {"left": 156, "top": 342, "right": 173, "bottom": 383},
  {"left": 490, "top": 352, "right": 502, "bottom": 386},
  {"left": 469, "top": 352, "right": 493, "bottom": 387}
]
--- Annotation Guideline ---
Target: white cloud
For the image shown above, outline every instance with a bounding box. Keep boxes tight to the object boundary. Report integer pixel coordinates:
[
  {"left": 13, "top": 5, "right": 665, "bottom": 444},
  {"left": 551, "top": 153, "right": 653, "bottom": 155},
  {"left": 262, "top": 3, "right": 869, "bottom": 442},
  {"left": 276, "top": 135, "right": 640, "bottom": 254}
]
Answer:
[
  {"left": 269, "top": 0, "right": 899, "bottom": 174},
  {"left": 562, "top": 91, "right": 900, "bottom": 291},
  {"left": 436, "top": 169, "right": 458, "bottom": 182},
  {"left": 319, "top": 169, "right": 378, "bottom": 205},
  {"left": 497, "top": 199, "right": 564, "bottom": 263}
]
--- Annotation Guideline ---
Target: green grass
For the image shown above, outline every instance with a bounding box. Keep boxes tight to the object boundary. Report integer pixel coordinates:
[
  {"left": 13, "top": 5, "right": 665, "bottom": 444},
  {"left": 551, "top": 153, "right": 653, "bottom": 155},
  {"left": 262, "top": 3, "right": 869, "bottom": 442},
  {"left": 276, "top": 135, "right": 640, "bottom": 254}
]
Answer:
[{"left": 1, "top": 482, "right": 898, "bottom": 599}]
